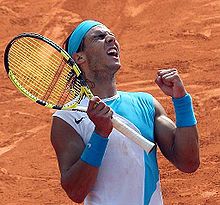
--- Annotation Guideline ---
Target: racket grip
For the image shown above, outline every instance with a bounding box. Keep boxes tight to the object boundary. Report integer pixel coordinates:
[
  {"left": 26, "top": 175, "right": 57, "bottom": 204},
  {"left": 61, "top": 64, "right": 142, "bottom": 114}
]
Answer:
[
  {"left": 71, "top": 106, "right": 87, "bottom": 112},
  {"left": 111, "top": 116, "right": 156, "bottom": 154},
  {"left": 72, "top": 106, "right": 156, "bottom": 153}
]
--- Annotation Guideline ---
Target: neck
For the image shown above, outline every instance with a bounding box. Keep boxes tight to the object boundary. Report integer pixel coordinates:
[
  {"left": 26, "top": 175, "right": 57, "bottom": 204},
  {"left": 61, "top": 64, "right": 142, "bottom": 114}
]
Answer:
[{"left": 86, "top": 72, "right": 117, "bottom": 99}]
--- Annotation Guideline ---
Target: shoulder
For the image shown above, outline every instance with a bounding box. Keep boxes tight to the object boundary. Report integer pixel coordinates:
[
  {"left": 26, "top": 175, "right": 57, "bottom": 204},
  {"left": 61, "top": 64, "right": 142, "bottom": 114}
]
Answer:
[
  {"left": 52, "top": 109, "right": 95, "bottom": 145},
  {"left": 152, "top": 97, "right": 167, "bottom": 117},
  {"left": 118, "top": 91, "right": 156, "bottom": 116},
  {"left": 50, "top": 116, "right": 85, "bottom": 174},
  {"left": 118, "top": 91, "right": 154, "bottom": 102}
]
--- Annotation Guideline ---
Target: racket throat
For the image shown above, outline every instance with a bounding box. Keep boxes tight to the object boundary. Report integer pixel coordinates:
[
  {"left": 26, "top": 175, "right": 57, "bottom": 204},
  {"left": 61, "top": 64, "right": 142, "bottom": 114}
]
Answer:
[{"left": 77, "top": 74, "right": 94, "bottom": 99}]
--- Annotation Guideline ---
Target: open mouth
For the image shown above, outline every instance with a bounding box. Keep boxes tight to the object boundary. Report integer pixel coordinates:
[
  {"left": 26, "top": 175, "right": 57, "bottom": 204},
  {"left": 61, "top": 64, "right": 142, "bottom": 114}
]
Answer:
[{"left": 107, "top": 47, "right": 119, "bottom": 57}]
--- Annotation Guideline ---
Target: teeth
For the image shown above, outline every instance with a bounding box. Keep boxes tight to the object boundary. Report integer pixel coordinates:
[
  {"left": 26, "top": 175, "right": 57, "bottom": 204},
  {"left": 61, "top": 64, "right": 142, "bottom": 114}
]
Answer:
[{"left": 107, "top": 48, "right": 117, "bottom": 56}]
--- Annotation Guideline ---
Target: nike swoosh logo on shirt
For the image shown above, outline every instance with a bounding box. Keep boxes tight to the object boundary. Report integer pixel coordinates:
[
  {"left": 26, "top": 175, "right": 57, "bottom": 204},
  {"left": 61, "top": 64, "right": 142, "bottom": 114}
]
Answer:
[{"left": 75, "top": 117, "right": 86, "bottom": 124}]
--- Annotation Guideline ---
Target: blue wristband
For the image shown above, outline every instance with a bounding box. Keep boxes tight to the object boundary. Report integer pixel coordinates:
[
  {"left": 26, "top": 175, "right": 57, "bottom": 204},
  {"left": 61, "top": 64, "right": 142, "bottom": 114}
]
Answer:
[
  {"left": 172, "top": 93, "right": 197, "bottom": 127},
  {"left": 80, "top": 132, "right": 109, "bottom": 167}
]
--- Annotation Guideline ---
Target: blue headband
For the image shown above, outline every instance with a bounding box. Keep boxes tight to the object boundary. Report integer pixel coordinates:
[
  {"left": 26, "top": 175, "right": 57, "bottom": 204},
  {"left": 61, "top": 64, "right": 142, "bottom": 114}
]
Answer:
[{"left": 67, "top": 20, "right": 102, "bottom": 56}]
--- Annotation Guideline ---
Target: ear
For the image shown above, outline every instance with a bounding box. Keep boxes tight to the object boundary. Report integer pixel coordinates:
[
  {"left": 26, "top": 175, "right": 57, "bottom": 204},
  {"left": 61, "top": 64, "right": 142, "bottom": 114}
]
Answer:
[{"left": 73, "top": 52, "right": 86, "bottom": 65}]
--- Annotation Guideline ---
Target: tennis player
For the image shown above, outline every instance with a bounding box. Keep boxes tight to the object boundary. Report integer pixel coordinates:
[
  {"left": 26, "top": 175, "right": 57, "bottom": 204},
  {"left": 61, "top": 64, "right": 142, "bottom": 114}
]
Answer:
[{"left": 51, "top": 20, "right": 200, "bottom": 205}]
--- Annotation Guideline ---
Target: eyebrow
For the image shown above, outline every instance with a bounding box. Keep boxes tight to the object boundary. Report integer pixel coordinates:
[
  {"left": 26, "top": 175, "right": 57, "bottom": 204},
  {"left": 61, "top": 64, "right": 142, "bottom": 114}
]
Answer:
[{"left": 91, "top": 30, "right": 115, "bottom": 37}]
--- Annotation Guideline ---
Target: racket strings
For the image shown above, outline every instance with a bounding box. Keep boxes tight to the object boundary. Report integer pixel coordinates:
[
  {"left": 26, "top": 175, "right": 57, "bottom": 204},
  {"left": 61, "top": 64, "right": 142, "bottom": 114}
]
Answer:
[
  {"left": 11, "top": 43, "right": 58, "bottom": 82},
  {"left": 25, "top": 36, "right": 63, "bottom": 64},
  {"left": 12, "top": 39, "right": 62, "bottom": 83},
  {"left": 8, "top": 37, "right": 83, "bottom": 106},
  {"left": 9, "top": 54, "right": 52, "bottom": 91},
  {"left": 9, "top": 49, "right": 66, "bottom": 99},
  {"left": 10, "top": 51, "right": 77, "bottom": 97}
]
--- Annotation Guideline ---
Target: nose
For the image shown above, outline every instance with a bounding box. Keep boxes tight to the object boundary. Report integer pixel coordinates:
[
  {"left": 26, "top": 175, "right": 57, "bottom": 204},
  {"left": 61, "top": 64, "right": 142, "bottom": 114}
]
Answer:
[{"left": 105, "top": 34, "right": 116, "bottom": 44}]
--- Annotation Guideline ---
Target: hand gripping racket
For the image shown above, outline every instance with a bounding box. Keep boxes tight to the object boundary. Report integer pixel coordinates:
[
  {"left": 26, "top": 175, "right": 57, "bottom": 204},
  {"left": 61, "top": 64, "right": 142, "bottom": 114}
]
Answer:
[{"left": 4, "top": 33, "right": 155, "bottom": 153}]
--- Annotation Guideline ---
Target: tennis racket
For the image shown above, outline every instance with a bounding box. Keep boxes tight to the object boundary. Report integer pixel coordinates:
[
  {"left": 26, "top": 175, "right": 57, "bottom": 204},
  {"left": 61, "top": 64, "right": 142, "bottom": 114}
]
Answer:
[{"left": 4, "top": 32, "right": 155, "bottom": 153}]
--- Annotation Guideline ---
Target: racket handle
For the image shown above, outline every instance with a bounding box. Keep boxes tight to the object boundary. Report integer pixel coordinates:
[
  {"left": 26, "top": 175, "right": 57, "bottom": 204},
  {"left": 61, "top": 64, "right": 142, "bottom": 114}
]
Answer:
[
  {"left": 111, "top": 116, "right": 156, "bottom": 153},
  {"left": 72, "top": 106, "right": 156, "bottom": 153},
  {"left": 71, "top": 106, "right": 87, "bottom": 112}
]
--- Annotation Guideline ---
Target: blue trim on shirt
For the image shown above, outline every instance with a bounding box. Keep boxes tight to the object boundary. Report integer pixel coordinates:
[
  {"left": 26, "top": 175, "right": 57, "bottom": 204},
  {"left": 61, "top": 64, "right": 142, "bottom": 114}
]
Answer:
[{"left": 105, "top": 91, "right": 160, "bottom": 204}]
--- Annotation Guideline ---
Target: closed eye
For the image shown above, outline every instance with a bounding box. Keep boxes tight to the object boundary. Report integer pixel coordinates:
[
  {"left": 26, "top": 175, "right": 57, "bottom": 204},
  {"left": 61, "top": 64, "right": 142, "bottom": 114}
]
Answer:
[
  {"left": 94, "top": 32, "right": 115, "bottom": 40},
  {"left": 95, "top": 34, "right": 106, "bottom": 40}
]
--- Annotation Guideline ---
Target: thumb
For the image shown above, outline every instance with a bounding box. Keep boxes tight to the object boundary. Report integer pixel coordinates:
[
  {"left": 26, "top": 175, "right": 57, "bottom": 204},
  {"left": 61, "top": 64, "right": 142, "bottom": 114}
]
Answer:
[
  {"left": 87, "top": 96, "right": 101, "bottom": 111},
  {"left": 155, "top": 75, "right": 163, "bottom": 88}
]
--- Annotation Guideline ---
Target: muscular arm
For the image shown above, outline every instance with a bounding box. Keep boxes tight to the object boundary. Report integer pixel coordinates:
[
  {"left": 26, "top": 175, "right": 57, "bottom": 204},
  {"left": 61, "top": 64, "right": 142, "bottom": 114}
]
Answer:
[
  {"left": 50, "top": 97, "right": 113, "bottom": 203},
  {"left": 51, "top": 117, "right": 99, "bottom": 203},
  {"left": 154, "top": 68, "right": 200, "bottom": 173},
  {"left": 154, "top": 98, "right": 200, "bottom": 173}
]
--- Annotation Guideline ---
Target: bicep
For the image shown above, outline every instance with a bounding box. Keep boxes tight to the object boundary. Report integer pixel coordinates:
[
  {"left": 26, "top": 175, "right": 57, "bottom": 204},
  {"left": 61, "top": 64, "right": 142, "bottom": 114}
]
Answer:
[
  {"left": 153, "top": 98, "right": 176, "bottom": 162},
  {"left": 51, "top": 116, "right": 85, "bottom": 175}
]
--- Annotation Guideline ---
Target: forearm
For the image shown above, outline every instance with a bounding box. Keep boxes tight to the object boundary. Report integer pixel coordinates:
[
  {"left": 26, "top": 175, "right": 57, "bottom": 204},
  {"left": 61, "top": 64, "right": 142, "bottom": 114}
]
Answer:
[
  {"left": 61, "top": 159, "right": 99, "bottom": 203},
  {"left": 61, "top": 131, "right": 109, "bottom": 203},
  {"left": 172, "top": 126, "right": 200, "bottom": 172},
  {"left": 172, "top": 94, "right": 200, "bottom": 172},
  {"left": 51, "top": 113, "right": 111, "bottom": 203},
  {"left": 155, "top": 70, "right": 200, "bottom": 172}
]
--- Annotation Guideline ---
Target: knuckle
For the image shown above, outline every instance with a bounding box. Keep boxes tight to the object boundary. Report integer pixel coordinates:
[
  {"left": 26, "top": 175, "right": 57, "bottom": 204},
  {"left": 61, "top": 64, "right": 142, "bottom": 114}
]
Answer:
[
  {"left": 99, "top": 101, "right": 105, "bottom": 106},
  {"left": 92, "top": 96, "right": 101, "bottom": 103}
]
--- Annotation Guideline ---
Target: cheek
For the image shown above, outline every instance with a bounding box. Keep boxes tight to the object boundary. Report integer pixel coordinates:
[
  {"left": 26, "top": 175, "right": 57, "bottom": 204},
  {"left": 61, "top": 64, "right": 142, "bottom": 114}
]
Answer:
[
  {"left": 90, "top": 48, "right": 106, "bottom": 62},
  {"left": 86, "top": 52, "right": 101, "bottom": 68},
  {"left": 84, "top": 42, "right": 107, "bottom": 66}
]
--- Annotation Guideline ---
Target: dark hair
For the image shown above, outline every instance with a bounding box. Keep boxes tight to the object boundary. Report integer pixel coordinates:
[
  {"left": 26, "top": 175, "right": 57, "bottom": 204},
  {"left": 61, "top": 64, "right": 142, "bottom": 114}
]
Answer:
[{"left": 62, "top": 33, "right": 85, "bottom": 54}]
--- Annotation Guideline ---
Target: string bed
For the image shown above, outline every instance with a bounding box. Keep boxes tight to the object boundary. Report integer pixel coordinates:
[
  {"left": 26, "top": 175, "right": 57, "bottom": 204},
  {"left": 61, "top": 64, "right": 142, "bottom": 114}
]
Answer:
[{"left": 8, "top": 37, "right": 82, "bottom": 106}]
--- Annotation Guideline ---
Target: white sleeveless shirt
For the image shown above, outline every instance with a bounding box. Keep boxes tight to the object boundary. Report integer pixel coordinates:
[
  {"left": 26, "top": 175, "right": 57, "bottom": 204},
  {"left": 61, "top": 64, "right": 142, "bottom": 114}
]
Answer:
[{"left": 53, "top": 91, "right": 163, "bottom": 205}]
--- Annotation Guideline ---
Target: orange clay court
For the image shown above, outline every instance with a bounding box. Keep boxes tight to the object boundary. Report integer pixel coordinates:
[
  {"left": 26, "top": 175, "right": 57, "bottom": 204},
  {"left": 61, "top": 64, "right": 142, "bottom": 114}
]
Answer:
[{"left": 0, "top": 0, "right": 219, "bottom": 204}]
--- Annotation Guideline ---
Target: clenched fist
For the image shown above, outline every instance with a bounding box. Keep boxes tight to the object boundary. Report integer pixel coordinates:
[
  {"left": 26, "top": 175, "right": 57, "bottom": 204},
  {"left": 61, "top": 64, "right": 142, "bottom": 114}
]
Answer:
[
  {"left": 87, "top": 96, "right": 113, "bottom": 138},
  {"left": 155, "top": 68, "right": 187, "bottom": 98}
]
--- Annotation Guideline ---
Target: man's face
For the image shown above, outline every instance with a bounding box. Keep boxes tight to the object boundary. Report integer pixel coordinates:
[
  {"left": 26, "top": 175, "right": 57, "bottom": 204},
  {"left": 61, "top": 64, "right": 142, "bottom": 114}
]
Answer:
[{"left": 82, "top": 24, "right": 121, "bottom": 74}]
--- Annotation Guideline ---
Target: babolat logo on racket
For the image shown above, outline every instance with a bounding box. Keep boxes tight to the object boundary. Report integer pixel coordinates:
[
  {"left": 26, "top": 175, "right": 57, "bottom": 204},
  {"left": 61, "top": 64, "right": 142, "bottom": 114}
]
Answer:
[
  {"left": 66, "top": 69, "right": 78, "bottom": 92},
  {"left": 65, "top": 69, "right": 82, "bottom": 99},
  {"left": 66, "top": 69, "right": 76, "bottom": 82}
]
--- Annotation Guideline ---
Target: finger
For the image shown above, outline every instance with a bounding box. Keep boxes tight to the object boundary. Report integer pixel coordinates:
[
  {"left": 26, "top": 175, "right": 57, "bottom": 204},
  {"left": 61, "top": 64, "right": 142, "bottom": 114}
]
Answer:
[
  {"left": 158, "top": 69, "right": 177, "bottom": 77},
  {"left": 87, "top": 96, "right": 101, "bottom": 112},
  {"left": 93, "top": 101, "right": 106, "bottom": 112},
  {"left": 158, "top": 68, "right": 177, "bottom": 73},
  {"left": 157, "top": 68, "right": 177, "bottom": 76},
  {"left": 107, "top": 108, "right": 114, "bottom": 119},
  {"left": 155, "top": 75, "right": 163, "bottom": 87},
  {"left": 163, "top": 75, "right": 184, "bottom": 88},
  {"left": 94, "top": 105, "right": 112, "bottom": 116},
  {"left": 161, "top": 70, "right": 177, "bottom": 81},
  {"left": 103, "top": 107, "right": 113, "bottom": 117},
  {"left": 97, "top": 106, "right": 111, "bottom": 118},
  {"left": 162, "top": 72, "right": 179, "bottom": 82}
]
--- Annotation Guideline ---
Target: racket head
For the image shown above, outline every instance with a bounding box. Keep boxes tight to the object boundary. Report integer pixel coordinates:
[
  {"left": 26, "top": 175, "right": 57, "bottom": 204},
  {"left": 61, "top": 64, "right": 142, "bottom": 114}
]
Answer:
[{"left": 4, "top": 33, "right": 92, "bottom": 110}]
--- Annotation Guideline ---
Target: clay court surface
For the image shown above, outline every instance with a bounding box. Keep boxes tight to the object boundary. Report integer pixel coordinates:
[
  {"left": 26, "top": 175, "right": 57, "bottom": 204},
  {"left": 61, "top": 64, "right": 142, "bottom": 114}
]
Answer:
[{"left": 0, "top": 0, "right": 219, "bottom": 204}]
